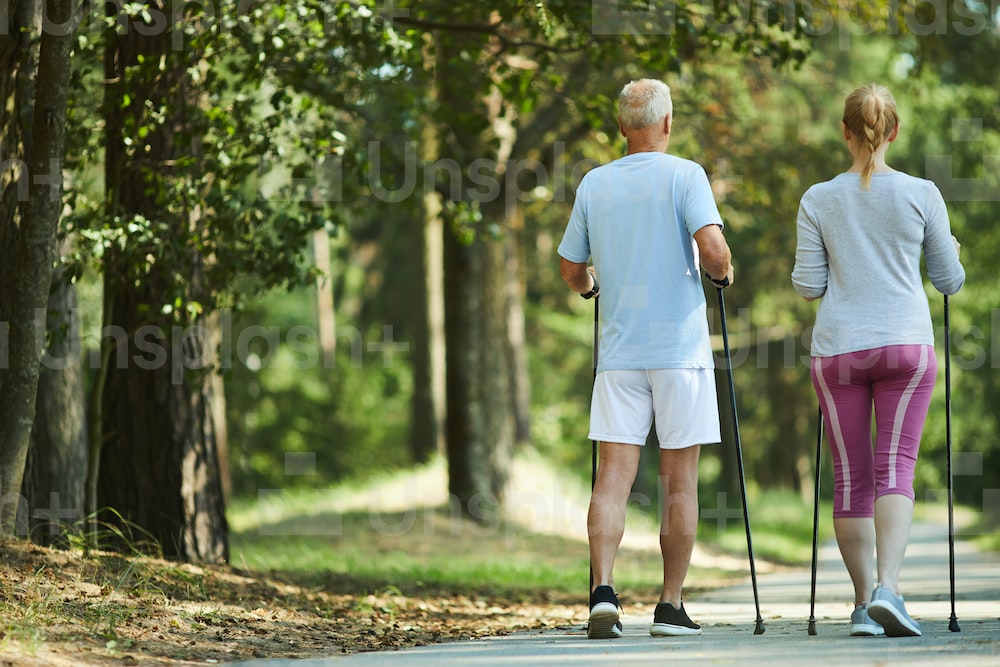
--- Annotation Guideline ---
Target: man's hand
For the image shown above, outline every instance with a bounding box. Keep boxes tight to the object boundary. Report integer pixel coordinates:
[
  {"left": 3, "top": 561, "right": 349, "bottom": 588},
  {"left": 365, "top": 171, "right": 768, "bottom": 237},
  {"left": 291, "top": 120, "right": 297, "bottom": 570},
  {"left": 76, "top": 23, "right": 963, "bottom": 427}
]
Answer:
[
  {"left": 707, "top": 265, "right": 735, "bottom": 289},
  {"left": 560, "top": 257, "right": 599, "bottom": 297},
  {"left": 694, "top": 224, "right": 733, "bottom": 288},
  {"left": 582, "top": 267, "right": 600, "bottom": 299}
]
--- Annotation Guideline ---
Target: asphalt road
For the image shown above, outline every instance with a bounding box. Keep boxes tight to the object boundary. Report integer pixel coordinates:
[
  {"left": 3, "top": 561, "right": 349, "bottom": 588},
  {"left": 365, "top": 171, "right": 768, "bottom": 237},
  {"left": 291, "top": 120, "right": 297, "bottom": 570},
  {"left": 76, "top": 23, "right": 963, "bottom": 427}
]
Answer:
[{"left": 229, "top": 521, "right": 1000, "bottom": 666}]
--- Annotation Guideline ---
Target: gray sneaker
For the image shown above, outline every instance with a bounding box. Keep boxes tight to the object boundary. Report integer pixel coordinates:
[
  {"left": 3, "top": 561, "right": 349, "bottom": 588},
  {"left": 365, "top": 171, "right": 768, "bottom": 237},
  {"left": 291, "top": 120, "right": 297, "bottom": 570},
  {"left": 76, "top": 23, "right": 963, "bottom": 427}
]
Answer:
[
  {"left": 850, "top": 604, "right": 884, "bottom": 636},
  {"left": 868, "top": 585, "right": 921, "bottom": 637}
]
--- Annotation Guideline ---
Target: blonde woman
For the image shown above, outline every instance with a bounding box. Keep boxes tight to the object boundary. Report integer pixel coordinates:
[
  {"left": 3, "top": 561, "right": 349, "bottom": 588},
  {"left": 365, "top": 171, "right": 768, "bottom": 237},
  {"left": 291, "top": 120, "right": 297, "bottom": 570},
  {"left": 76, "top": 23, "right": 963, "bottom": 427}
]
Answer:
[{"left": 792, "top": 83, "right": 965, "bottom": 637}]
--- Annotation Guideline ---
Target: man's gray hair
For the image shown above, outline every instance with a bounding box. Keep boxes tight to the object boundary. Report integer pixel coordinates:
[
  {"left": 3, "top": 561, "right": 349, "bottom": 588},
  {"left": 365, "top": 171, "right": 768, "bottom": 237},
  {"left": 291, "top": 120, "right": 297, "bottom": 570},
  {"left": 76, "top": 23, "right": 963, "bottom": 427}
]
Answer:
[{"left": 618, "top": 79, "right": 673, "bottom": 130}]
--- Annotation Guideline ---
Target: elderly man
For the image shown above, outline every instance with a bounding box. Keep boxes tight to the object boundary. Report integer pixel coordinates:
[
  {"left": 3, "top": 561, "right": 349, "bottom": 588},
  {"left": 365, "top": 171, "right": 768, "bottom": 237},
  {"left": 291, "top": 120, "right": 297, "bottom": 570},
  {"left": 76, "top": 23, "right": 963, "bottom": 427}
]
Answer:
[{"left": 558, "top": 78, "right": 734, "bottom": 639}]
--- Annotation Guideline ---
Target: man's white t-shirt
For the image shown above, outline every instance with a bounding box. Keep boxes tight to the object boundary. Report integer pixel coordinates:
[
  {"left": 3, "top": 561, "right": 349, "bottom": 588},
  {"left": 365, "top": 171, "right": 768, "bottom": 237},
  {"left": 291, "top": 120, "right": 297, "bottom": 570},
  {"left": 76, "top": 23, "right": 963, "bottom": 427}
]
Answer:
[{"left": 558, "top": 152, "right": 724, "bottom": 371}]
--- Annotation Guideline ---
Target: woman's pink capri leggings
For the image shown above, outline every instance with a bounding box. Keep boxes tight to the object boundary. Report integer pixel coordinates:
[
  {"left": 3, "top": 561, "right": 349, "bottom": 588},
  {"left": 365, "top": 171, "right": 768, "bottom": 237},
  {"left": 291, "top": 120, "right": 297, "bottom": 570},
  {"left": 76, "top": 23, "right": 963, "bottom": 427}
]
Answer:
[{"left": 811, "top": 345, "right": 937, "bottom": 519}]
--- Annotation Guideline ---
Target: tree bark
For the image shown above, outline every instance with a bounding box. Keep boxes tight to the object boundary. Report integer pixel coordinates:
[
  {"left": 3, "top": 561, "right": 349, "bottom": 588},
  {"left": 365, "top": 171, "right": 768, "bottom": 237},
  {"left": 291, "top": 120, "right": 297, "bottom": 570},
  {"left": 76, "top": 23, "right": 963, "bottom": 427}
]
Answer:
[
  {"left": 0, "top": 0, "right": 74, "bottom": 538},
  {"left": 313, "top": 229, "right": 336, "bottom": 370},
  {"left": 97, "top": 285, "right": 227, "bottom": 561},
  {"left": 409, "top": 63, "right": 446, "bottom": 464},
  {"left": 504, "top": 208, "right": 531, "bottom": 445},
  {"left": 96, "top": 3, "right": 228, "bottom": 562},
  {"left": 23, "top": 262, "right": 87, "bottom": 546},
  {"left": 443, "top": 223, "right": 514, "bottom": 511},
  {"left": 408, "top": 186, "right": 444, "bottom": 464},
  {"left": 1, "top": 0, "right": 30, "bottom": 282}
]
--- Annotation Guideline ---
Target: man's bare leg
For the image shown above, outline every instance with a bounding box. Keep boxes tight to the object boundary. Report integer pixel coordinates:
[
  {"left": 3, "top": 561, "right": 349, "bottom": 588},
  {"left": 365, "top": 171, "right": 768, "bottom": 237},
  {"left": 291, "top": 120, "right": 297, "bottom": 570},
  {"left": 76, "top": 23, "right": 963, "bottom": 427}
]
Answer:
[
  {"left": 588, "top": 442, "right": 641, "bottom": 592},
  {"left": 657, "top": 445, "right": 701, "bottom": 607}
]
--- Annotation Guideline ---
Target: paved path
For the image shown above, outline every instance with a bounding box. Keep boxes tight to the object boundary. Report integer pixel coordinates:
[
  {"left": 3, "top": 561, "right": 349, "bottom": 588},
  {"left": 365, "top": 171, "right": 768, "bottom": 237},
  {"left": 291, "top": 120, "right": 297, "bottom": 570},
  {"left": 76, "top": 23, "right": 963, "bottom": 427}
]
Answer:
[{"left": 230, "top": 522, "right": 1000, "bottom": 665}]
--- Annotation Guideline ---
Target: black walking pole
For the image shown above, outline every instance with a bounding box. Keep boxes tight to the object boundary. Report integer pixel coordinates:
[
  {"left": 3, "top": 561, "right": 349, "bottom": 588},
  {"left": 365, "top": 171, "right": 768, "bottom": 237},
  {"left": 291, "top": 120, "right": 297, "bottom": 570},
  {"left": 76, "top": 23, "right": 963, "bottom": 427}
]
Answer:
[
  {"left": 716, "top": 287, "right": 766, "bottom": 635},
  {"left": 807, "top": 406, "right": 823, "bottom": 635},
  {"left": 591, "top": 296, "right": 599, "bottom": 489},
  {"left": 945, "top": 295, "right": 961, "bottom": 632},
  {"left": 589, "top": 296, "right": 599, "bottom": 597}
]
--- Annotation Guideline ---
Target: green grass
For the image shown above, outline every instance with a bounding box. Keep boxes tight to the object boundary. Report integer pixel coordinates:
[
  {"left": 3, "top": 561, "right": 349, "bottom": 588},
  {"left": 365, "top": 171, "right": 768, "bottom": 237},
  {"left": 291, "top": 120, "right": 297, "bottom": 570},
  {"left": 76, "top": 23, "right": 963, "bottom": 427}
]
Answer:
[
  {"left": 231, "top": 466, "right": 995, "bottom": 603},
  {"left": 228, "top": 459, "right": 819, "bottom": 600},
  {"left": 230, "top": 513, "right": 743, "bottom": 602},
  {"left": 232, "top": 505, "right": 642, "bottom": 597},
  {"left": 228, "top": 459, "right": 603, "bottom": 595},
  {"left": 701, "top": 490, "right": 836, "bottom": 565}
]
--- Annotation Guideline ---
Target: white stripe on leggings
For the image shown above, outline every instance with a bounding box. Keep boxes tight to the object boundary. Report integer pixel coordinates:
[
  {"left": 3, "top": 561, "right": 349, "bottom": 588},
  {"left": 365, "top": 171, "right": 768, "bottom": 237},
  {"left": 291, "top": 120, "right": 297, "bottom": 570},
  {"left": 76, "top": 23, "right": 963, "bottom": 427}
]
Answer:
[
  {"left": 887, "top": 345, "right": 930, "bottom": 489},
  {"left": 814, "top": 362, "right": 852, "bottom": 512}
]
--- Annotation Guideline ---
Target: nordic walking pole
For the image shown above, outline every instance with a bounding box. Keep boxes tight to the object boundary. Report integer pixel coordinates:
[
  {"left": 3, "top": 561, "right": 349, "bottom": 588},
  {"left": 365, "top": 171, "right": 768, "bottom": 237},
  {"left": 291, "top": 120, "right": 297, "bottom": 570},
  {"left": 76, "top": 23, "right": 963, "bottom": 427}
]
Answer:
[
  {"left": 591, "top": 295, "right": 599, "bottom": 489},
  {"left": 945, "top": 294, "right": 961, "bottom": 632},
  {"left": 716, "top": 286, "right": 765, "bottom": 635},
  {"left": 589, "top": 295, "right": 599, "bottom": 596},
  {"left": 807, "top": 405, "right": 823, "bottom": 635}
]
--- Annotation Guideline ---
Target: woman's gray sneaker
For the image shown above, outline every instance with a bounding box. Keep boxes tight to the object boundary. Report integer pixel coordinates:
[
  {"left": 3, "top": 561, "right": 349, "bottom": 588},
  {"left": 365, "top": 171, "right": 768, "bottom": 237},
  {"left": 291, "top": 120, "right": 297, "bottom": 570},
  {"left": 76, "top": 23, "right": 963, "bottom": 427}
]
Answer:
[
  {"left": 868, "top": 585, "right": 922, "bottom": 637},
  {"left": 850, "top": 604, "right": 884, "bottom": 636}
]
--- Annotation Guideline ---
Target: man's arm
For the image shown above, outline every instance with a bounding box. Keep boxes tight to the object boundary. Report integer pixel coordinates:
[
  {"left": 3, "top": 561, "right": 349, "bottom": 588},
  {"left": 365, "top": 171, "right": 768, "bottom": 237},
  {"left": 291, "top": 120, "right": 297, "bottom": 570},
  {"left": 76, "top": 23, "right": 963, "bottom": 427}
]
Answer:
[
  {"left": 560, "top": 257, "right": 598, "bottom": 296},
  {"left": 694, "top": 224, "right": 734, "bottom": 286}
]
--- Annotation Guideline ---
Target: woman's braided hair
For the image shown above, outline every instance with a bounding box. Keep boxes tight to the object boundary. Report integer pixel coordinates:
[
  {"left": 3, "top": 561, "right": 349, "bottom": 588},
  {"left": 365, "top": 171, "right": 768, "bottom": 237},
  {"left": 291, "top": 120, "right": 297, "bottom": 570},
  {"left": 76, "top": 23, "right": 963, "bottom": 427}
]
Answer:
[{"left": 842, "top": 83, "right": 899, "bottom": 190}]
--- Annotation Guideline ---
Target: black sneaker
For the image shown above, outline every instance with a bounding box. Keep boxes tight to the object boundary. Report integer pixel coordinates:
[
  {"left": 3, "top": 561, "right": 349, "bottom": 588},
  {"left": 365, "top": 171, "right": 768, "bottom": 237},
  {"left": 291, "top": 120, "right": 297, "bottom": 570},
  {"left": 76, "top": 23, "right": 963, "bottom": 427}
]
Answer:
[
  {"left": 649, "top": 601, "right": 702, "bottom": 636},
  {"left": 587, "top": 585, "right": 623, "bottom": 639}
]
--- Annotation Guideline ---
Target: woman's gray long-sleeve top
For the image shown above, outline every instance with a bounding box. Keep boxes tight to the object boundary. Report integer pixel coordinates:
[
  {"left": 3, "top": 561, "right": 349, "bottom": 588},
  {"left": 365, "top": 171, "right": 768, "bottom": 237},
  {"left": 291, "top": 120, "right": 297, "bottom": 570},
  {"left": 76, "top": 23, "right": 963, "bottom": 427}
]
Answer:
[{"left": 792, "top": 172, "right": 966, "bottom": 358}]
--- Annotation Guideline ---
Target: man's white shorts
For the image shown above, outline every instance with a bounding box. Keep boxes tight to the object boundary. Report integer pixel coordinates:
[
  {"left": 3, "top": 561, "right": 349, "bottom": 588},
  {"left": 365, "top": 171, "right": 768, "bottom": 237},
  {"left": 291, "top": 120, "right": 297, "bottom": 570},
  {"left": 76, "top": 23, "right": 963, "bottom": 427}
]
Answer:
[{"left": 588, "top": 368, "right": 722, "bottom": 449}]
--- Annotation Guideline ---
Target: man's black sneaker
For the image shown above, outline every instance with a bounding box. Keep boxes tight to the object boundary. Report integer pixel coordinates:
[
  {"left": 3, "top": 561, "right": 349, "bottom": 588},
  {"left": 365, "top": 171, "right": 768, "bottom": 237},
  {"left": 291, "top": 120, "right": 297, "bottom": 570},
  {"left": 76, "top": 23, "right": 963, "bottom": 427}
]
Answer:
[
  {"left": 649, "top": 601, "right": 702, "bottom": 636},
  {"left": 587, "top": 585, "right": 623, "bottom": 639}
]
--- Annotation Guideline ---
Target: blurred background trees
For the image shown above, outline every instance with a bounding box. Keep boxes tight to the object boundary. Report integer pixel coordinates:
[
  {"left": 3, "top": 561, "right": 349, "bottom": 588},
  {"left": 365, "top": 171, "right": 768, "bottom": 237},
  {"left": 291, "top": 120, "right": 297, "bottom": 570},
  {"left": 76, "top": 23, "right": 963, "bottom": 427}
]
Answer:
[{"left": 1, "top": 0, "right": 998, "bottom": 561}]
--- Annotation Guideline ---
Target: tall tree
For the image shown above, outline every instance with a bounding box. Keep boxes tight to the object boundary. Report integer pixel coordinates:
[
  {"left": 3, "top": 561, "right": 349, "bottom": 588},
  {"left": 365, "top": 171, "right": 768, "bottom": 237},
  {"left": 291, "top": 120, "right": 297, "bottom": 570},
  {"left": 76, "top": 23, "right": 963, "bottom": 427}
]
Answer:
[
  {"left": 94, "top": 2, "right": 231, "bottom": 562},
  {"left": 0, "top": 0, "right": 32, "bottom": 536},
  {"left": 0, "top": 0, "right": 76, "bottom": 537},
  {"left": 79, "top": 1, "right": 347, "bottom": 560}
]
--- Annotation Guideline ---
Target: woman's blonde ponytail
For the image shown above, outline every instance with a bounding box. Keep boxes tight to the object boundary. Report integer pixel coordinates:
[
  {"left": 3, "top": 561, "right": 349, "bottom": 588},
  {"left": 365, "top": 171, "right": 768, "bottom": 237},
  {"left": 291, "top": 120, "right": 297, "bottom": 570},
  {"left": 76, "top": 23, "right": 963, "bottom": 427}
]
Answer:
[{"left": 843, "top": 84, "right": 899, "bottom": 190}]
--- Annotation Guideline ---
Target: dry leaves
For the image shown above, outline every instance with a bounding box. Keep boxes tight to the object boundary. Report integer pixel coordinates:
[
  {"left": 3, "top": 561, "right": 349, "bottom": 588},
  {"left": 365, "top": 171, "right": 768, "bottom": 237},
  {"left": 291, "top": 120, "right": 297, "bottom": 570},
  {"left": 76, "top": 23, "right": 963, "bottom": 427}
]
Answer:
[{"left": 0, "top": 540, "right": 581, "bottom": 666}]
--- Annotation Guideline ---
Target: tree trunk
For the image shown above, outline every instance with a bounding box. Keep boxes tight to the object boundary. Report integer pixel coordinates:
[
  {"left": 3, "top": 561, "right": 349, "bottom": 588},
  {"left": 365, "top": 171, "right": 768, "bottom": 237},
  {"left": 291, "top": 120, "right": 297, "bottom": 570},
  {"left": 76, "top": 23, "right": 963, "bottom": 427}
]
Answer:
[
  {"left": 313, "top": 229, "right": 336, "bottom": 369},
  {"left": 504, "top": 209, "right": 531, "bottom": 445},
  {"left": 96, "top": 3, "right": 228, "bottom": 562},
  {"left": 209, "top": 315, "right": 231, "bottom": 505},
  {"left": 97, "top": 283, "right": 227, "bottom": 561},
  {"left": 434, "top": 32, "right": 518, "bottom": 511},
  {"left": 0, "top": 0, "right": 74, "bottom": 538},
  {"left": 409, "top": 74, "right": 446, "bottom": 464},
  {"left": 443, "top": 224, "right": 514, "bottom": 512},
  {"left": 0, "top": 0, "right": 28, "bottom": 534},
  {"left": 0, "top": 0, "right": 30, "bottom": 281},
  {"left": 408, "top": 187, "right": 444, "bottom": 464},
  {"left": 23, "top": 262, "right": 87, "bottom": 546}
]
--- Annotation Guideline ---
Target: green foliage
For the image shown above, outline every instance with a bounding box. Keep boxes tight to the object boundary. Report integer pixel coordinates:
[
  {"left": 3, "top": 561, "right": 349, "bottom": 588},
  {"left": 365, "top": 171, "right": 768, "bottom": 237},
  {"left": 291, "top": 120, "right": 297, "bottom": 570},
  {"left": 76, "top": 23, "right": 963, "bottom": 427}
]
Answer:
[
  {"left": 650, "top": 20, "right": 1000, "bottom": 507},
  {"left": 225, "top": 288, "right": 413, "bottom": 496},
  {"left": 524, "top": 303, "right": 596, "bottom": 479},
  {"left": 62, "top": 1, "right": 401, "bottom": 325},
  {"left": 51, "top": 0, "right": 1000, "bottom": 520},
  {"left": 701, "top": 490, "right": 834, "bottom": 565},
  {"left": 871, "top": 15, "right": 1000, "bottom": 506}
]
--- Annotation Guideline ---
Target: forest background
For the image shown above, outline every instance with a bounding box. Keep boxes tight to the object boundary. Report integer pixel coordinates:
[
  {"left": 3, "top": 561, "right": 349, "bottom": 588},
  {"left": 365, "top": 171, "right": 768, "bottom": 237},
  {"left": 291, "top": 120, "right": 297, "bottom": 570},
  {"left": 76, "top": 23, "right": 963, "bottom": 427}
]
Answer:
[{"left": 2, "top": 0, "right": 999, "bottom": 569}]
